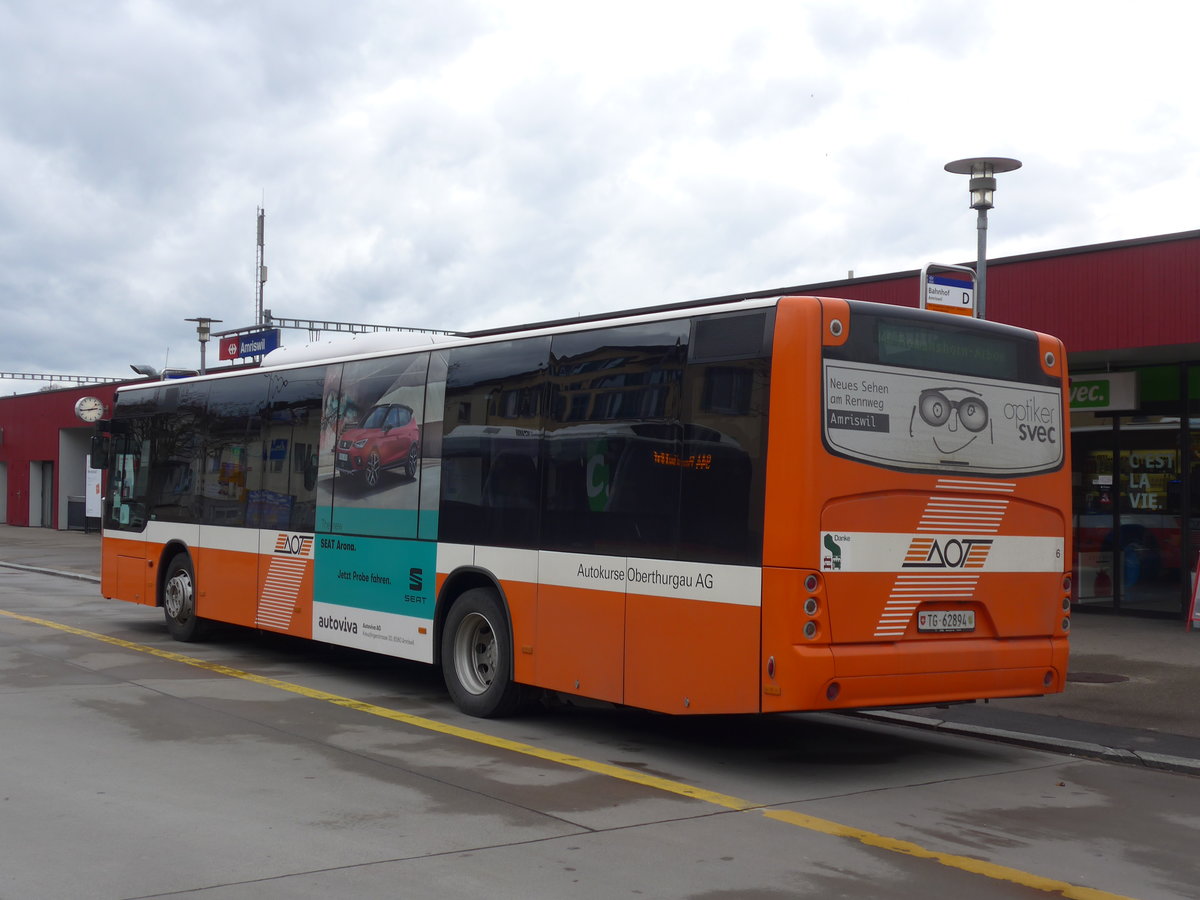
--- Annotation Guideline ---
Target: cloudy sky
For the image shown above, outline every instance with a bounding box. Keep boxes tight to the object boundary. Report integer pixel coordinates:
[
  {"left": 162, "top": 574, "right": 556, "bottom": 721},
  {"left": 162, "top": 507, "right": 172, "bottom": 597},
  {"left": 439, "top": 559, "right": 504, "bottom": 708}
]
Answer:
[{"left": 2, "top": 0, "right": 1197, "bottom": 394}]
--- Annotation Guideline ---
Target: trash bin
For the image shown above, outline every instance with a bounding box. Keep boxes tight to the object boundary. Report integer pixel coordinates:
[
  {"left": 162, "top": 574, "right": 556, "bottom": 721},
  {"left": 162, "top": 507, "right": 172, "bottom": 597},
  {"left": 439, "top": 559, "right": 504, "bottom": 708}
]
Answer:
[{"left": 67, "top": 496, "right": 86, "bottom": 531}]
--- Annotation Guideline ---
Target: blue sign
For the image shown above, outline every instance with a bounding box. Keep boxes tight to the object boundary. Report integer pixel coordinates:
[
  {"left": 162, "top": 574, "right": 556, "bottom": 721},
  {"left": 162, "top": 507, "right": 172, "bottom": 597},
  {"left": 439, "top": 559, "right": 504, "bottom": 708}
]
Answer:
[{"left": 220, "top": 329, "right": 280, "bottom": 360}]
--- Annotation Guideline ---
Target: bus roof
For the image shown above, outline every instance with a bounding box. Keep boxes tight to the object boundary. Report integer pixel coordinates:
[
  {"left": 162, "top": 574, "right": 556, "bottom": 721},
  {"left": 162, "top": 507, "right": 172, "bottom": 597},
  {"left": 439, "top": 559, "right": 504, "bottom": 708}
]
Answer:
[
  {"left": 114, "top": 292, "right": 1042, "bottom": 396},
  {"left": 116, "top": 294, "right": 786, "bottom": 394}
]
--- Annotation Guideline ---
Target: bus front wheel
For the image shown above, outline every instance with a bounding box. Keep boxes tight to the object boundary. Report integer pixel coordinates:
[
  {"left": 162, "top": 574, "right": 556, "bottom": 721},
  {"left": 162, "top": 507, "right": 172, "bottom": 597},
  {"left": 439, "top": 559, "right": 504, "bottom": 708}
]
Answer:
[
  {"left": 162, "top": 555, "right": 208, "bottom": 642},
  {"left": 441, "top": 588, "right": 524, "bottom": 718}
]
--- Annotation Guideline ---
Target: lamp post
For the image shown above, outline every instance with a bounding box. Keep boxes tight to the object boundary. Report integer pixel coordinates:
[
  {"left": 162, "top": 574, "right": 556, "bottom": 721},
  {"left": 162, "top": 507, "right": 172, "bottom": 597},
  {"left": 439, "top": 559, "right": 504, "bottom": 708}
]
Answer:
[
  {"left": 944, "top": 157, "right": 1022, "bottom": 320},
  {"left": 185, "top": 316, "right": 222, "bottom": 375}
]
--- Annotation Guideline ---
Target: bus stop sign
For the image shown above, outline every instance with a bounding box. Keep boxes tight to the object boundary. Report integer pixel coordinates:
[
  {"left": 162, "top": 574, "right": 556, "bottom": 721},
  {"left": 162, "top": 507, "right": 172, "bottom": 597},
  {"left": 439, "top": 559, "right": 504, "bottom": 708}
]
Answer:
[{"left": 920, "top": 263, "right": 976, "bottom": 317}]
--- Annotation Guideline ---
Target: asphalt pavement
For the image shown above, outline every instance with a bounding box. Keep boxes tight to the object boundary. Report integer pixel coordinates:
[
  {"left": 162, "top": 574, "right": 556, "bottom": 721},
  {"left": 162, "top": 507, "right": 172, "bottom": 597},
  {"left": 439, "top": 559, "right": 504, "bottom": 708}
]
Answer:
[{"left": 2, "top": 523, "right": 1197, "bottom": 775}]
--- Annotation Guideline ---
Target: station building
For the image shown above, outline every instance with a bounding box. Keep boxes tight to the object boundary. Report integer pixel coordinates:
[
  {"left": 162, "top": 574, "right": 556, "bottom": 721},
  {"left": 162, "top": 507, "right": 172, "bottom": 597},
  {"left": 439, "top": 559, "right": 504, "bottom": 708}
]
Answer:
[
  {"left": 0, "top": 381, "right": 126, "bottom": 531},
  {"left": 3, "top": 228, "right": 1198, "bottom": 618}
]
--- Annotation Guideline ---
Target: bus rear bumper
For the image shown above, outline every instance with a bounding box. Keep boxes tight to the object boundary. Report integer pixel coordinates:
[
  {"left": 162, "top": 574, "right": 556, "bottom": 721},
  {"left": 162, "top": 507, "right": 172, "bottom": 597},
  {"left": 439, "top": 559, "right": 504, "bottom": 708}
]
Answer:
[{"left": 762, "top": 637, "right": 1069, "bottom": 713}]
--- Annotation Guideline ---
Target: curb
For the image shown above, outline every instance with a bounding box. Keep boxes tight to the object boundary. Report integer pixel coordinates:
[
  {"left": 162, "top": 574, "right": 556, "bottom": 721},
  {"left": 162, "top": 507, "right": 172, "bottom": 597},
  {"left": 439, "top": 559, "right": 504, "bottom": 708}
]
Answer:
[
  {"left": 851, "top": 710, "right": 1200, "bottom": 777},
  {"left": 0, "top": 561, "right": 101, "bottom": 584}
]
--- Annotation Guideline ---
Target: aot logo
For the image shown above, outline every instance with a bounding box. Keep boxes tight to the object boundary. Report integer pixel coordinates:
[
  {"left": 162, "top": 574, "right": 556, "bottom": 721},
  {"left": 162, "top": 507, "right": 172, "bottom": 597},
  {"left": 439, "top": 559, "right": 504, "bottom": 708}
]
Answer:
[
  {"left": 902, "top": 537, "right": 993, "bottom": 569},
  {"left": 273, "top": 534, "right": 314, "bottom": 557}
]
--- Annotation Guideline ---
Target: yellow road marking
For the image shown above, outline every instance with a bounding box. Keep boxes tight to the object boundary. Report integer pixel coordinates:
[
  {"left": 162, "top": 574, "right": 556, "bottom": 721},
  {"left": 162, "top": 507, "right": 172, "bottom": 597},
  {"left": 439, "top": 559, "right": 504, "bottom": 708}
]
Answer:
[{"left": 0, "top": 608, "right": 1135, "bottom": 900}]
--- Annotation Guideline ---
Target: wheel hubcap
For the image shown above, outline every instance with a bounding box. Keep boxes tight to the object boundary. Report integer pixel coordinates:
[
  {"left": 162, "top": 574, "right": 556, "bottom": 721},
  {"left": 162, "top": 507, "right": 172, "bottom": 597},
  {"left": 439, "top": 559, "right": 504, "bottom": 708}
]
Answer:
[
  {"left": 453, "top": 612, "right": 497, "bottom": 695},
  {"left": 164, "top": 572, "right": 193, "bottom": 620}
]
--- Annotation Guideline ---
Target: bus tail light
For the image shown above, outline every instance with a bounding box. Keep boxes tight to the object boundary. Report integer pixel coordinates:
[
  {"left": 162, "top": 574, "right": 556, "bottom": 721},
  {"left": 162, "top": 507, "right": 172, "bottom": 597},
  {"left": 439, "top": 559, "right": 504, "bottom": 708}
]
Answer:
[{"left": 790, "top": 570, "right": 827, "bottom": 645}]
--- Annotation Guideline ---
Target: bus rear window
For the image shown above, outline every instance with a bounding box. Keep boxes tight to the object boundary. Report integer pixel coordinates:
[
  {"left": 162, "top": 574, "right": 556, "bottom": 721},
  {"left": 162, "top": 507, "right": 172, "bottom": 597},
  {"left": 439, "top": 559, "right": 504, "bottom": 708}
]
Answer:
[
  {"left": 876, "top": 319, "right": 1019, "bottom": 380},
  {"left": 825, "top": 302, "right": 1052, "bottom": 385}
]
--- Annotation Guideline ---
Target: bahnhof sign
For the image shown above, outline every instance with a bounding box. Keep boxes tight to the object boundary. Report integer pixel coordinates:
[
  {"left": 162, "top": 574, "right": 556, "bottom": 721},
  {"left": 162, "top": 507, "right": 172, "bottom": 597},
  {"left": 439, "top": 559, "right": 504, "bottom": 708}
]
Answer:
[
  {"left": 218, "top": 328, "right": 281, "bottom": 361},
  {"left": 3, "top": 228, "right": 1200, "bottom": 619}
]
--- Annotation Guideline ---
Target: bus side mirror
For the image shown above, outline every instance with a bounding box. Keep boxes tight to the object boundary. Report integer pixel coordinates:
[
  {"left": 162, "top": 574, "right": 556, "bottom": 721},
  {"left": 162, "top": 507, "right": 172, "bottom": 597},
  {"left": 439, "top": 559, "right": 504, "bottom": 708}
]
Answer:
[{"left": 90, "top": 434, "right": 111, "bottom": 470}]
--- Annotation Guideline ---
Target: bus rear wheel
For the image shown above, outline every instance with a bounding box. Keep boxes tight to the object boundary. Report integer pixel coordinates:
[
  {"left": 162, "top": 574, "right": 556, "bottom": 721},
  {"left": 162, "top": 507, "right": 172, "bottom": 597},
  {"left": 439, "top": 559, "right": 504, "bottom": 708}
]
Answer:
[
  {"left": 162, "top": 555, "right": 208, "bottom": 642},
  {"left": 441, "top": 588, "right": 524, "bottom": 718}
]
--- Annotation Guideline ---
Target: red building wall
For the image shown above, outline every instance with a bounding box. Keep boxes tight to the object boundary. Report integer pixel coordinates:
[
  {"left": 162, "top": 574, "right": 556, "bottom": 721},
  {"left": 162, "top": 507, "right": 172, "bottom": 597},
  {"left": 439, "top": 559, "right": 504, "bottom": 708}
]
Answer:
[
  {"left": 0, "top": 384, "right": 120, "bottom": 527},
  {"left": 804, "top": 231, "right": 1200, "bottom": 356},
  {"left": 988, "top": 235, "right": 1200, "bottom": 354}
]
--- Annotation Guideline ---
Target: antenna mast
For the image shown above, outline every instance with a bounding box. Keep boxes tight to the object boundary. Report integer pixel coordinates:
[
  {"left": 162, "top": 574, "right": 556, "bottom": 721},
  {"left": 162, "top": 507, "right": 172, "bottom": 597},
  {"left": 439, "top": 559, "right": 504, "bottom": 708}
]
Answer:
[{"left": 255, "top": 206, "right": 267, "bottom": 326}]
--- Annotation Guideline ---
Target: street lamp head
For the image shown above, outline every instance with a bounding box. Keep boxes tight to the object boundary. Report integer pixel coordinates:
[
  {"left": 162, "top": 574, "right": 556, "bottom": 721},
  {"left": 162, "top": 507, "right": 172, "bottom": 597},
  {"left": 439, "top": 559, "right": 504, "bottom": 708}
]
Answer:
[
  {"left": 185, "top": 316, "right": 223, "bottom": 344},
  {"left": 944, "top": 157, "right": 1021, "bottom": 322},
  {"left": 967, "top": 175, "right": 997, "bottom": 210},
  {"left": 945, "top": 157, "right": 1022, "bottom": 210}
]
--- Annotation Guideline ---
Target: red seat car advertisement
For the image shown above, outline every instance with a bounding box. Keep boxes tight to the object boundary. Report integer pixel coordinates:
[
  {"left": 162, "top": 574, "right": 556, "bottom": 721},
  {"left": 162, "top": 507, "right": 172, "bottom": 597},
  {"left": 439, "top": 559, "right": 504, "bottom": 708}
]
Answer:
[{"left": 335, "top": 402, "right": 421, "bottom": 489}]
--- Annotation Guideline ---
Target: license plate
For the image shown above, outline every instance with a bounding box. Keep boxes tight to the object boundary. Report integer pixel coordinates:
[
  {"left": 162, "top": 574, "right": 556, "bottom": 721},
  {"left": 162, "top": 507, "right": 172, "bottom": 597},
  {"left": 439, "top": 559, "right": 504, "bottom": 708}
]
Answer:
[
  {"left": 917, "top": 610, "right": 975, "bottom": 633},
  {"left": 337, "top": 452, "right": 349, "bottom": 462}
]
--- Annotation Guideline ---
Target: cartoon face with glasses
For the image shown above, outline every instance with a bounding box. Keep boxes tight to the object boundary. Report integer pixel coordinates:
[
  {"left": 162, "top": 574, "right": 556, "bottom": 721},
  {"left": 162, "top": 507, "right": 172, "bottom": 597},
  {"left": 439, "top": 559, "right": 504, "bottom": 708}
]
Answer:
[{"left": 909, "top": 387, "right": 992, "bottom": 455}]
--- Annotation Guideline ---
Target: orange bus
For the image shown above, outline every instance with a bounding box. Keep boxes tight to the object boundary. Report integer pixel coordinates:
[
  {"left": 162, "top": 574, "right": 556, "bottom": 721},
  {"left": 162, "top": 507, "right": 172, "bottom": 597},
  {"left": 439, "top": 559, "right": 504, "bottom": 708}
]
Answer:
[{"left": 88, "top": 294, "right": 1072, "bottom": 717}]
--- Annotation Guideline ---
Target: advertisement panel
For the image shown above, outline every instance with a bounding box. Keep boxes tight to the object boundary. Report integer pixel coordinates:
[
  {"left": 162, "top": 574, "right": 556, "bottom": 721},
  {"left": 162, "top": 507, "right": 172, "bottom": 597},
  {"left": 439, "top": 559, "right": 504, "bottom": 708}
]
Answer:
[
  {"left": 307, "top": 350, "right": 444, "bottom": 658},
  {"left": 823, "top": 360, "right": 1064, "bottom": 476}
]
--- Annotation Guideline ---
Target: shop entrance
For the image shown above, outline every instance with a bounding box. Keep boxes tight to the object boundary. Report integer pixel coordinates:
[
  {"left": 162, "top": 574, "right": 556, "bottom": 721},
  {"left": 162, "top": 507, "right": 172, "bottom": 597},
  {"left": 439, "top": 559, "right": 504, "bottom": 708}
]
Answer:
[{"left": 1073, "top": 410, "right": 1194, "bottom": 617}]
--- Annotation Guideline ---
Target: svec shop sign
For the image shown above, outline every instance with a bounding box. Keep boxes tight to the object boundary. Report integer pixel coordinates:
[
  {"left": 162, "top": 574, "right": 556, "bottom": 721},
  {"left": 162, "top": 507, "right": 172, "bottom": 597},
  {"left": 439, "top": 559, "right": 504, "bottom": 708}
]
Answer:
[
  {"left": 1068, "top": 372, "right": 1137, "bottom": 412},
  {"left": 219, "top": 329, "right": 281, "bottom": 361}
]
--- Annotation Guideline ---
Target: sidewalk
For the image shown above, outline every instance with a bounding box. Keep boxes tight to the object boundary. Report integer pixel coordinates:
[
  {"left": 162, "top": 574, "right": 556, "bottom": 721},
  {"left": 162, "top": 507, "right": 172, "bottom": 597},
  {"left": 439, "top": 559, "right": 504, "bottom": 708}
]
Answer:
[
  {"left": 0, "top": 523, "right": 101, "bottom": 581},
  {"left": 2, "top": 524, "right": 1197, "bottom": 773},
  {"left": 868, "top": 613, "right": 1200, "bottom": 775}
]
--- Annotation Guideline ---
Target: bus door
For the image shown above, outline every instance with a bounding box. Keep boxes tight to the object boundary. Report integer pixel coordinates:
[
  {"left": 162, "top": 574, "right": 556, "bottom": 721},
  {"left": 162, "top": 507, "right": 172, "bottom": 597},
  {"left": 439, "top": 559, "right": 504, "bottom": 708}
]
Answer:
[
  {"left": 196, "top": 376, "right": 266, "bottom": 628},
  {"left": 101, "top": 430, "right": 154, "bottom": 605}
]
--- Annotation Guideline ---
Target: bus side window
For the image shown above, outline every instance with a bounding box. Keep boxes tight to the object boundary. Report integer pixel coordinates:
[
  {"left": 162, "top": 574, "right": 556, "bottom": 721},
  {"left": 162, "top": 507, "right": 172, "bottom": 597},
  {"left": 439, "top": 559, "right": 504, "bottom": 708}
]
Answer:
[
  {"left": 440, "top": 337, "right": 549, "bottom": 548},
  {"left": 259, "top": 365, "right": 325, "bottom": 532},
  {"left": 543, "top": 321, "right": 688, "bottom": 559},
  {"left": 202, "top": 375, "right": 268, "bottom": 528},
  {"left": 680, "top": 311, "right": 772, "bottom": 565}
]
